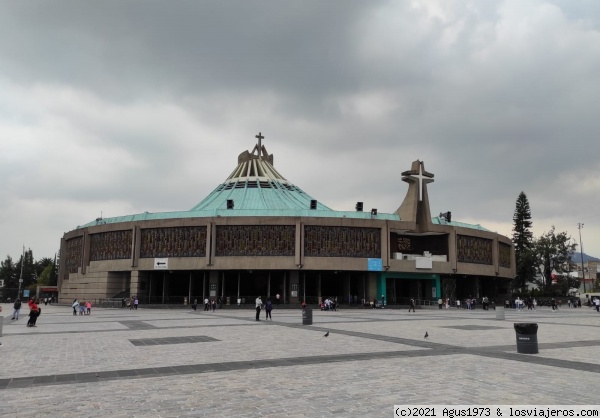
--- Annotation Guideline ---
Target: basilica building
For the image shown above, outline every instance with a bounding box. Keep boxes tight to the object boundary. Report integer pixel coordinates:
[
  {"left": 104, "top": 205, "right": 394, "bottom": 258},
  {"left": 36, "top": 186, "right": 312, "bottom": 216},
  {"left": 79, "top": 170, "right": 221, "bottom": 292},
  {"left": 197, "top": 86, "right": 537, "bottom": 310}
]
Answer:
[{"left": 58, "top": 133, "right": 514, "bottom": 306}]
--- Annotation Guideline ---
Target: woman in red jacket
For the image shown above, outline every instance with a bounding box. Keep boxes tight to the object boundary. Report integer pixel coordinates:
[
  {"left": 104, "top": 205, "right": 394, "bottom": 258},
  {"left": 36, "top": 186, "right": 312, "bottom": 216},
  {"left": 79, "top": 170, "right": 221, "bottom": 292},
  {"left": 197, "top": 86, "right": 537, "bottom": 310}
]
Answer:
[{"left": 27, "top": 299, "right": 41, "bottom": 327}]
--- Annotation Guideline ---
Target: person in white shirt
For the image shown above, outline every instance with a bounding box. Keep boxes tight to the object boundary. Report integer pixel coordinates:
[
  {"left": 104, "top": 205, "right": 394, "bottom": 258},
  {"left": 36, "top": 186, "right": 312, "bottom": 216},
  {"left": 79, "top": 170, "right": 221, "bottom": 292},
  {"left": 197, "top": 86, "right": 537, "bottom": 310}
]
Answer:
[
  {"left": 515, "top": 297, "right": 523, "bottom": 311},
  {"left": 255, "top": 296, "right": 263, "bottom": 321}
]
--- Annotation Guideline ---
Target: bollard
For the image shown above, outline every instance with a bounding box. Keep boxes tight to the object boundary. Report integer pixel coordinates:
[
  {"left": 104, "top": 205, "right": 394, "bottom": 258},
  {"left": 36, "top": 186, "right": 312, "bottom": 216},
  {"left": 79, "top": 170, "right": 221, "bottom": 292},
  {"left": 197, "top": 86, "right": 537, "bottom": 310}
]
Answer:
[
  {"left": 496, "top": 305, "right": 505, "bottom": 320},
  {"left": 302, "top": 307, "right": 313, "bottom": 325}
]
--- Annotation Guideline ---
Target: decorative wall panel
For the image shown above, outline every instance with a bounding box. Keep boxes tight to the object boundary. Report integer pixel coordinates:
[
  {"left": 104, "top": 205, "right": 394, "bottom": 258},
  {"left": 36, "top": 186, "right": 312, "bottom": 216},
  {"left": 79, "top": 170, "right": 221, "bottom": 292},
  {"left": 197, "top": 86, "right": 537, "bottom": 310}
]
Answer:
[
  {"left": 457, "top": 235, "right": 493, "bottom": 265},
  {"left": 216, "top": 225, "right": 295, "bottom": 256},
  {"left": 390, "top": 233, "right": 448, "bottom": 256},
  {"left": 90, "top": 230, "right": 133, "bottom": 261},
  {"left": 65, "top": 236, "right": 83, "bottom": 275},
  {"left": 141, "top": 226, "right": 207, "bottom": 258},
  {"left": 499, "top": 242, "right": 512, "bottom": 268},
  {"left": 304, "top": 226, "right": 381, "bottom": 258}
]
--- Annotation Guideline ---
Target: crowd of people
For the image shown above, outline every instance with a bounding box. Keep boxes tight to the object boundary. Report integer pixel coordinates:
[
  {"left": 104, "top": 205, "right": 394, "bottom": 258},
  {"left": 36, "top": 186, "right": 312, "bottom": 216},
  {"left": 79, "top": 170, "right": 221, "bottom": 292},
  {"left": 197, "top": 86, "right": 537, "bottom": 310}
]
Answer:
[
  {"left": 320, "top": 297, "right": 338, "bottom": 311},
  {"left": 71, "top": 299, "right": 93, "bottom": 315},
  {"left": 120, "top": 297, "right": 139, "bottom": 310}
]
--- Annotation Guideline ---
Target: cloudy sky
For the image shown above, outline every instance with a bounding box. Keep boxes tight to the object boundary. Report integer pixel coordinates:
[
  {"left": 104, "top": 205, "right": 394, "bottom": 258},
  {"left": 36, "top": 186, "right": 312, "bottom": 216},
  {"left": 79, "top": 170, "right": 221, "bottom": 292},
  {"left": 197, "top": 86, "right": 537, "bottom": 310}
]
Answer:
[{"left": 1, "top": 0, "right": 599, "bottom": 263}]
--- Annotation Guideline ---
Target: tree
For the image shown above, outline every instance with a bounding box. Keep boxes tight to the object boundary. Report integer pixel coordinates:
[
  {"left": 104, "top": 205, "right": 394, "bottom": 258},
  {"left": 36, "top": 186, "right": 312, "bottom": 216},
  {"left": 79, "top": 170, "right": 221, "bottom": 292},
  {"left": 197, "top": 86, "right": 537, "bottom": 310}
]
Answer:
[
  {"left": 551, "top": 273, "right": 581, "bottom": 296},
  {"left": 1, "top": 250, "right": 59, "bottom": 299},
  {"left": 532, "top": 226, "right": 577, "bottom": 292},
  {"left": 37, "top": 256, "right": 57, "bottom": 285},
  {"left": 14, "top": 248, "right": 38, "bottom": 294},
  {"left": 0, "top": 255, "right": 17, "bottom": 298},
  {"left": 37, "top": 264, "right": 55, "bottom": 286},
  {"left": 37, "top": 257, "right": 54, "bottom": 272},
  {"left": 512, "top": 192, "right": 535, "bottom": 291}
]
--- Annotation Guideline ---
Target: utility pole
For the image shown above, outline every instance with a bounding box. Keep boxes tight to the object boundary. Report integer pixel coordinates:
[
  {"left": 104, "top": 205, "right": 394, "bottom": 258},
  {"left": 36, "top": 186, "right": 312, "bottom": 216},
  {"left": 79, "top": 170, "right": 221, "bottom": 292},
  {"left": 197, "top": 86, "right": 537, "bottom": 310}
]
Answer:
[
  {"left": 577, "top": 223, "right": 586, "bottom": 293},
  {"left": 18, "top": 245, "right": 24, "bottom": 298}
]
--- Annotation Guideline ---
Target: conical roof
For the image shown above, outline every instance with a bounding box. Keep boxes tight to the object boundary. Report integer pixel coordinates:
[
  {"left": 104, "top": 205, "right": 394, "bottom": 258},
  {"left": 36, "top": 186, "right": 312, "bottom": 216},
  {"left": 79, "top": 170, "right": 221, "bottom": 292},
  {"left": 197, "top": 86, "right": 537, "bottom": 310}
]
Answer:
[
  {"left": 73, "top": 136, "right": 491, "bottom": 230},
  {"left": 190, "top": 133, "right": 332, "bottom": 212}
]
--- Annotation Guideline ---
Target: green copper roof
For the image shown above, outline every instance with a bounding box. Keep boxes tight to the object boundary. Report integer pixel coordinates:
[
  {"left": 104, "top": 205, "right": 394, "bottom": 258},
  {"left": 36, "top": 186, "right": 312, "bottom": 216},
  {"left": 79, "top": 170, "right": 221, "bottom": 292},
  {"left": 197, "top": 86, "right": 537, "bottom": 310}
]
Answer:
[
  {"left": 431, "top": 216, "right": 490, "bottom": 231},
  {"left": 190, "top": 180, "right": 331, "bottom": 211},
  {"left": 78, "top": 208, "right": 400, "bottom": 228}
]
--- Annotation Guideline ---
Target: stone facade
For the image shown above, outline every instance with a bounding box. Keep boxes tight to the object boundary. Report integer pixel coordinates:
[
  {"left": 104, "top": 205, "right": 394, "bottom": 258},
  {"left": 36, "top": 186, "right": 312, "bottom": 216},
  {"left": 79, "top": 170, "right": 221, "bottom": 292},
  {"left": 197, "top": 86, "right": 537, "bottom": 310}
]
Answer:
[{"left": 59, "top": 215, "right": 514, "bottom": 304}]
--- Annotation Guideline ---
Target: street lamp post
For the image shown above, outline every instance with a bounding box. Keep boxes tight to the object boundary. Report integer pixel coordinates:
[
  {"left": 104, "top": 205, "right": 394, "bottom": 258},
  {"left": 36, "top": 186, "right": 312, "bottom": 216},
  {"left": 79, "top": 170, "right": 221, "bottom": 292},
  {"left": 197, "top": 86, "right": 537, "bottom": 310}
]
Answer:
[
  {"left": 577, "top": 223, "right": 586, "bottom": 293},
  {"left": 18, "top": 246, "right": 24, "bottom": 298}
]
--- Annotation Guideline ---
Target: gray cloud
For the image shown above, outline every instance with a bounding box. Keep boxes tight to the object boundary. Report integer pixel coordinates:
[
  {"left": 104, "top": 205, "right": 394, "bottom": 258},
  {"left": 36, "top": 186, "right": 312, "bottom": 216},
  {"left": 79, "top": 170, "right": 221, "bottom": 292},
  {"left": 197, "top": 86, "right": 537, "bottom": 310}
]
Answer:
[{"left": 1, "top": 0, "right": 599, "bottom": 260}]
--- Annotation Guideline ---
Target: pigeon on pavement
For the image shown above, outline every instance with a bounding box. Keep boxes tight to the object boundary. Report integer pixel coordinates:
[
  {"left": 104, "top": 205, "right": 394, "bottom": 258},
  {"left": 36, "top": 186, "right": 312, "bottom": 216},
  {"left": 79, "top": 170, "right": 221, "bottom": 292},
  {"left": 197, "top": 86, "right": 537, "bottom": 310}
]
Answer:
[
  {"left": 324, "top": 331, "right": 329, "bottom": 337},
  {"left": 424, "top": 332, "right": 429, "bottom": 338}
]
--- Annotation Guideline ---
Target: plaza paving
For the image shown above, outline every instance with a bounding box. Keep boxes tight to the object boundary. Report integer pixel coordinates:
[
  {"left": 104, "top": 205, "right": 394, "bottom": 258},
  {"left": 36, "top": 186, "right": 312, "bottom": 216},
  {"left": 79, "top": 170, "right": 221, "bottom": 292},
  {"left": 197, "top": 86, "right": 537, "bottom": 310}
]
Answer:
[{"left": 0, "top": 303, "right": 598, "bottom": 417}]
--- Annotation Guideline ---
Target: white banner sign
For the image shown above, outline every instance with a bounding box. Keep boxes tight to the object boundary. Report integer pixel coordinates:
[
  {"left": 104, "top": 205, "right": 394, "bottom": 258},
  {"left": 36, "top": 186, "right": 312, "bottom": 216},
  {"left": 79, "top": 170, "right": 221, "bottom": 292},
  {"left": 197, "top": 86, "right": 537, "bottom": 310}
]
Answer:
[{"left": 154, "top": 258, "right": 168, "bottom": 270}]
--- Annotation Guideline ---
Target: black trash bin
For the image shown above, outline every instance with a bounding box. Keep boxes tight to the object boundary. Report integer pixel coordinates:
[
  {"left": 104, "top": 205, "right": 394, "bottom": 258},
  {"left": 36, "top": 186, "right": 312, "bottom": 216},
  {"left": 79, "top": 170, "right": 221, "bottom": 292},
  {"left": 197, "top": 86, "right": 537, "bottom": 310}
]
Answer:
[
  {"left": 514, "top": 323, "right": 538, "bottom": 354},
  {"left": 302, "top": 307, "right": 313, "bottom": 325}
]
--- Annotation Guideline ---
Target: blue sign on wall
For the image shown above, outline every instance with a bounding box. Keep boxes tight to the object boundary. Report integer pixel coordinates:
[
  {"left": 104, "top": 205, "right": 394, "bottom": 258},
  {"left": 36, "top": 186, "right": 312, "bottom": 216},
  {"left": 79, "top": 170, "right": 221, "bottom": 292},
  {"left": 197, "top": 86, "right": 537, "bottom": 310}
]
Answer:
[
  {"left": 367, "top": 258, "right": 383, "bottom": 271},
  {"left": 23, "top": 290, "right": 30, "bottom": 297}
]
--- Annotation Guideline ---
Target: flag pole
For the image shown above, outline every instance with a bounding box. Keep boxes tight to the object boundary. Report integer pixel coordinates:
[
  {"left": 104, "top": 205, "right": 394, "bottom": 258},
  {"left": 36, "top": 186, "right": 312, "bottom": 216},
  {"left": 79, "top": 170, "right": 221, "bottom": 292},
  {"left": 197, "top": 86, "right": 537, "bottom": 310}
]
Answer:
[{"left": 18, "top": 245, "right": 24, "bottom": 299}]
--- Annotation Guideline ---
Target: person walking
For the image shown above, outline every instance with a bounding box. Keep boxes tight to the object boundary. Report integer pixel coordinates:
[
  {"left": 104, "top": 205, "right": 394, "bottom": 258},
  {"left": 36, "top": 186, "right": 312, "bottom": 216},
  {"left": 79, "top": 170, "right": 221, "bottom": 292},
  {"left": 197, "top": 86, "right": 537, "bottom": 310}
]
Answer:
[
  {"left": 133, "top": 297, "right": 139, "bottom": 310},
  {"left": 438, "top": 298, "right": 443, "bottom": 309},
  {"left": 211, "top": 299, "right": 216, "bottom": 312},
  {"left": 31, "top": 299, "right": 41, "bottom": 326},
  {"left": 408, "top": 298, "right": 416, "bottom": 313},
  {"left": 255, "top": 296, "right": 263, "bottom": 321},
  {"left": 86, "top": 301, "right": 92, "bottom": 315},
  {"left": 204, "top": 297, "right": 210, "bottom": 311},
  {"left": 265, "top": 298, "right": 273, "bottom": 320},
  {"left": 27, "top": 299, "right": 40, "bottom": 327},
  {"left": 12, "top": 298, "right": 22, "bottom": 320}
]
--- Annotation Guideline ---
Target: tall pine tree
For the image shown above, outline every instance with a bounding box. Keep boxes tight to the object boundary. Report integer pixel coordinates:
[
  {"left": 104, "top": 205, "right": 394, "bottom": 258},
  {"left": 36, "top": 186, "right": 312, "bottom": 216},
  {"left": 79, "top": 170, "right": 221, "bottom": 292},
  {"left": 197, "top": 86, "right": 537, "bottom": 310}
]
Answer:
[{"left": 512, "top": 192, "right": 535, "bottom": 291}]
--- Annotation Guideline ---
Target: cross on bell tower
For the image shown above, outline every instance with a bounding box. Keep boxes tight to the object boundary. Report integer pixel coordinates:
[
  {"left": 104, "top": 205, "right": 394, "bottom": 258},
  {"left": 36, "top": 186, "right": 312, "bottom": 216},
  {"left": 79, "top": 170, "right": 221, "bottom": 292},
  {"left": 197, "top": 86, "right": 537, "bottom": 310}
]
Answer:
[{"left": 395, "top": 160, "right": 435, "bottom": 229}]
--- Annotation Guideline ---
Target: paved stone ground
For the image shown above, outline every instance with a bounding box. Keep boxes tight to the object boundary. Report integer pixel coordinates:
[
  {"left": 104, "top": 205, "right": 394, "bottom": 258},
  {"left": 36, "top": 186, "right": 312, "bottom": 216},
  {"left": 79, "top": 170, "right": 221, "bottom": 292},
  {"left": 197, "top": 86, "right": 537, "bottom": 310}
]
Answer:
[{"left": 0, "top": 303, "right": 598, "bottom": 417}]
